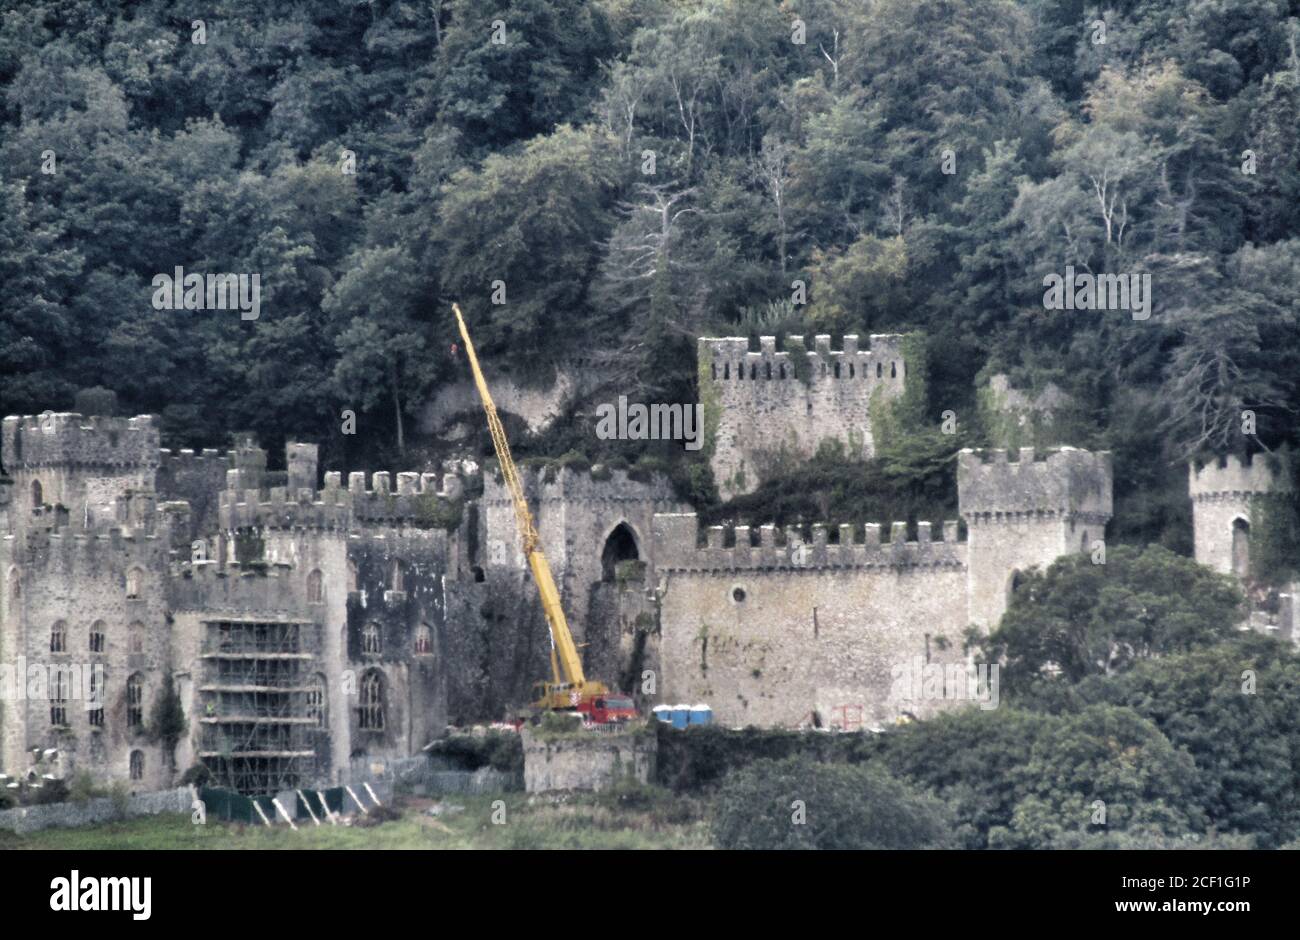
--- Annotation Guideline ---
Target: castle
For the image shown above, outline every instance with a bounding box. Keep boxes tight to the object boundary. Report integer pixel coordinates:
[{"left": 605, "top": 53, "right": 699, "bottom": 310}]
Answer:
[{"left": 0, "top": 334, "right": 1276, "bottom": 792}]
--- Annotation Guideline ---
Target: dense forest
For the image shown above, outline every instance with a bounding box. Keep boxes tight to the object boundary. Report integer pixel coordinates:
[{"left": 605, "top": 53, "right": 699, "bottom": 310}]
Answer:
[{"left": 3, "top": 0, "right": 1300, "bottom": 552}]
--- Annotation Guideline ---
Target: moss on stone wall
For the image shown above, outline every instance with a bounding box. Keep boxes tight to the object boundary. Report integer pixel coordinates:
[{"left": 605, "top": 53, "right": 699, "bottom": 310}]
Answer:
[
  {"left": 414, "top": 493, "right": 464, "bottom": 530},
  {"left": 1248, "top": 452, "right": 1300, "bottom": 586},
  {"left": 786, "top": 336, "right": 812, "bottom": 387}
]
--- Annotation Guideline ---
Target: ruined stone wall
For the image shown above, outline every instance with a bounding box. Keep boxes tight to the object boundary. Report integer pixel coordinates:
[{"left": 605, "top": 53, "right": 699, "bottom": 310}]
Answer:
[
  {"left": 481, "top": 465, "right": 687, "bottom": 673},
  {"left": 521, "top": 728, "right": 656, "bottom": 792},
  {"left": 699, "top": 334, "right": 906, "bottom": 498}
]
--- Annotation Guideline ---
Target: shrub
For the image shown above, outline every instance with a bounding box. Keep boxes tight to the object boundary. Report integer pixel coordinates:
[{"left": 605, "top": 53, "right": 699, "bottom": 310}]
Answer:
[{"left": 711, "top": 757, "right": 953, "bottom": 850}]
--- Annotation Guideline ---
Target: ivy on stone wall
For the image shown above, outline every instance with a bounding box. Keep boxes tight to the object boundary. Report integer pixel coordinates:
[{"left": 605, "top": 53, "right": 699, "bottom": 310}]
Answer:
[
  {"left": 1249, "top": 450, "right": 1300, "bottom": 587},
  {"left": 696, "top": 348, "right": 722, "bottom": 459}
]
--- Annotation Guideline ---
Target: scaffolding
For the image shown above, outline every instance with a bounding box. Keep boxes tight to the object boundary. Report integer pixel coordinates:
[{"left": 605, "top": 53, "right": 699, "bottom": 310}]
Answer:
[{"left": 198, "top": 619, "right": 325, "bottom": 796}]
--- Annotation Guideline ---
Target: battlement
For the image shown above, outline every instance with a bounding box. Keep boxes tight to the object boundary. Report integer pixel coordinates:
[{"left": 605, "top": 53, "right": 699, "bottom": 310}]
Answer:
[
  {"left": 699, "top": 334, "right": 905, "bottom": 384},
  {"left": 1188, "top": 453, "right": 1288, "bottom": 501},
  {"left": 652, "top": 513, "right": 966, "bottom": 572},
  {"left": 169, "top": 559, "right": 311, "bottom": 614},
  {"left": 2, "top": 413, "right": 160, "bottom": 470},
  {"left": 482, "top": 464, "right": 678, "bottom": 507},
  {"left": 218, "top": 469, "right": 464, "bottom": 531},
  {"left": 957, "top": 446, "right": 1112, "bottom": 521},
  {"left": 7, "top": 523, "right": 168, "bottom": 567},
  {"left": 159, "top": 447, "right": 231, "bottom": 474}
]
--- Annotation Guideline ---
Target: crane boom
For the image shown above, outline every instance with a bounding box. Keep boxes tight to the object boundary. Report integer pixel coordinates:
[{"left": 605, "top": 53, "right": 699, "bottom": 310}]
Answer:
[{"left": 452, "top": 304, "right": 598, "bottom": 703}]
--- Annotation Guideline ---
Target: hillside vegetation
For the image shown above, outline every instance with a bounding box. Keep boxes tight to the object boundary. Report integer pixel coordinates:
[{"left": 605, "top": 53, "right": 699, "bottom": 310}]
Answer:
[{"left": 3, "top": 0, "right": 1300, "bottom": 548}]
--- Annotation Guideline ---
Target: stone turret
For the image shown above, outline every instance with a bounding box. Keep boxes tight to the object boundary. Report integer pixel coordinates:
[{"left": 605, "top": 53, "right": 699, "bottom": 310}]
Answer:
[
  {"left": 698, "top": 333, "right": 907, "bottom": 499},
  {"left": 287, "top": 442, "right": 319, "bottom": 496},
  {"left": 958, "top": 446, "right": 1113, "bottom": 629},
  {"left": 1, "top": 412, "right": 161, "bottom": 530},
  {"left": 1188, "top": 454, "right": 1289, "bottom": 579}
]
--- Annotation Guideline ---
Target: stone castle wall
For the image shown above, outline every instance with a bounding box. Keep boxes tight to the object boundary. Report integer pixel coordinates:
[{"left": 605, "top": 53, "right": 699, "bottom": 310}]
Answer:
[
  {"left": 699, "top": 334, "right": 905, "bottom": 498},
  {"left": 481, "top": 465, "right": 688, "bottom": 655},
  {"left": 652, "top": 513, "right": 969, "bottom": 729}
]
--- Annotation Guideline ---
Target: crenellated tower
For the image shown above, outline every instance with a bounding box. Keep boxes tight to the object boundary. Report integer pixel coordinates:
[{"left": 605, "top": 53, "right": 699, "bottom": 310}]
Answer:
[
  {"left": 959, "top": 446, "right": 1113, "bottom": 630},
  {"left": 1188, "top": 454, "right": 1289, "bottom": 580},
  {"left": 698, "top": 334, "right": 906, "bottom": 499},
  {"left": 2, "top": 413, "right": 161, "bottom": 533}
]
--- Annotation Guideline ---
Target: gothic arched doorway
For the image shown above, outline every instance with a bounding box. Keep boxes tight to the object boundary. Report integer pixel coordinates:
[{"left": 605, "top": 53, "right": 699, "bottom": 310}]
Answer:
[
  {"left": 601, "top": 523, "right": 640, "bottom": 582},
  {"left": 1232, "top": 517, "right": 1250, "bottom": 579}
]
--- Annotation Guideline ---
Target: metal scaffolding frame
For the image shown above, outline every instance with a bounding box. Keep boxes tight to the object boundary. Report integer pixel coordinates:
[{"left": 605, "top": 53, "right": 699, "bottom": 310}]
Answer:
[{"left": 198, "top": 619, "right": 323, "bottom": 796}]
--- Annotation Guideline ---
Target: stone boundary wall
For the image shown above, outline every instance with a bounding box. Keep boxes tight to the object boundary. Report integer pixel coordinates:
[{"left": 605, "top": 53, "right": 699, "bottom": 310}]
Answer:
[
  {"left": 521, "top": 728, "right": 657, "bottom": 793},
  {"left": 0, "top": 785, "right": 195, "bottom": 835}
]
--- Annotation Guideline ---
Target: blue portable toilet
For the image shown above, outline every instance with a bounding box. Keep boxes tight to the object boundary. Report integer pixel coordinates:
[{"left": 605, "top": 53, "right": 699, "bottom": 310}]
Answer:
[
  {"left": 689, "top": 704, "right": 713, "bottom": 726},
  {"left": 671, "top": 703, "right": 691, "bottom": 729},
  {"left": 651, "top": 705, "right": 672, "bottom": 724}
]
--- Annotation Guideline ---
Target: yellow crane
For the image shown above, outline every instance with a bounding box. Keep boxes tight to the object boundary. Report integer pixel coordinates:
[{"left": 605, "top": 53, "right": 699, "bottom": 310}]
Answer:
[{"left": 452, "top": 303, "right": 620, "bottom": 716}]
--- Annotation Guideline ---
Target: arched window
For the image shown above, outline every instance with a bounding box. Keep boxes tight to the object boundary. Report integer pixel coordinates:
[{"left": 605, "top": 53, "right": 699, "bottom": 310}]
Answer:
[
  {"left": 877, "top": 362, "right": 883, "bottom": 378},
  {"left": 1080, "top": 530, "right": 1090, "bottom": 553},
  {"left": 711, "top": 363, "right": 718, "bottom": 380},
  {"left": 891, "top": 361, "right": 898, "bottom": 378},
  {"left": 1008, "top": 570, "right": 1025, "bottom": 606},
  {"left": 414, "top": 624, "right": 432, "bottom": 656},
  {"left": 128, "top": 622, "right": 145, "bottom": 655},
  {"left": 50, "top": 619, "right": 66, "bottom": 653},
  {"left": 1232, "top": 518, "right": 1251, "bottom": 579},
  {"left": 129, "top": 750, "right": 144, "bottom": 781},
  {"left": 126, "top": 674, "right": 144, "bottom": 729},
  {"left": 362, "top": 622, "right": 382, "bottom": 655},
  {"left": 50, "top": 667, "right": 68, "bottom": 727},
  {"left": 750, "top": 363, "right": 757, "bottom": 380},
  {"left": 359, "top": 670, "right": 385, "bottom": 730},
  {"left": 601, "top": 523, "right": 640, "bottom": 582},
  {"left": 765, "top": 362, "right": 772, "bottom": 379},
  {"left": 834, "top": 362, "right": 841, "bottom": 378},
  {"left": 306, "top": 674, "right": 326, "bottom": 729},
  {"left": 723, "top": 363, "right": 730, "bottom": 379},
  {"left": 88, "top": 669, "right": 104, "bottom": 728},
  {"left": 849, "top": 363, "right": 855, "bottom": 378},
  {"left": 89, "top": 620, "right": 105, "bottom": 653},
  {"left": 125, "top": 567, "right": 143, "bottom": 599},
  {"left": 307, "top": 569, "right": 323, "bottom": 604},
  {"left": 779, "top": 363, "right": 786, "bottom": 379},
  {"left": 390, "top": 560, "right": 405, "bottom": 593},
  {"left": 347, "top": 560, "right": 358, "bottom": 593},
  {"left": 30, "top": 479, "right": 43, "bottom": 508}
]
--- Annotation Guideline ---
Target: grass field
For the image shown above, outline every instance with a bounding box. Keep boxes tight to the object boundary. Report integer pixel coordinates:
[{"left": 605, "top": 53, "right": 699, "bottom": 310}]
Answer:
[{"left": 0, "top": 789, "right": 714, "bottom": 850}]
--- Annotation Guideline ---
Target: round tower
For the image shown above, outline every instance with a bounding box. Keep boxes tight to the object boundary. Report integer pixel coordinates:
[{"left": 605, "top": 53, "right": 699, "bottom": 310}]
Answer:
[{"left": 1188, "top": 454, "right": 1287, "bottom": 579}]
